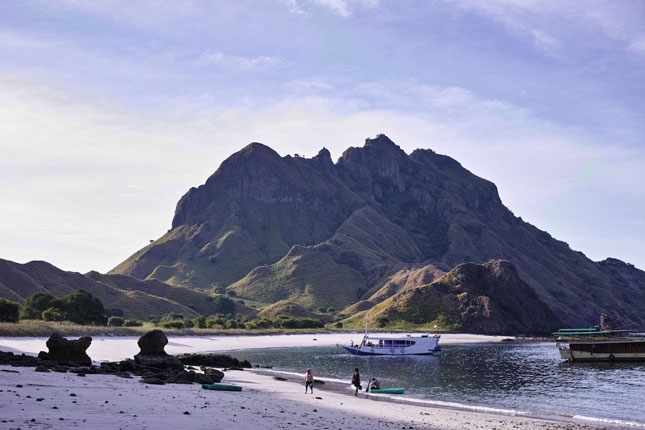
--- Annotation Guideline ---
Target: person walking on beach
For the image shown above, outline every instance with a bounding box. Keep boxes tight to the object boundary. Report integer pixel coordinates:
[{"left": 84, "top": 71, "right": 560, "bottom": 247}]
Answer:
[
  {"left": 351, "top": 368, "right": 361, "bottom": 396},
  {"left": 304, "top": 368, "right": 314, "bottom": 394}
]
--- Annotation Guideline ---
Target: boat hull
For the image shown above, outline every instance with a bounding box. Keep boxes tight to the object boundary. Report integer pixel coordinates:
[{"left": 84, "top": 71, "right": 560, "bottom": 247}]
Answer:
[
  {"left": 342, "top": 345, "right": 439, "bottom": 356},
  {"left": 558, "top": 348, "right": 645, "bottom": 362},
  {"left": 202, "top": 383, "right": 243, "bottom": 391},
  {"left": 369, "top": 387, "right": 405, "bottom": 394}
]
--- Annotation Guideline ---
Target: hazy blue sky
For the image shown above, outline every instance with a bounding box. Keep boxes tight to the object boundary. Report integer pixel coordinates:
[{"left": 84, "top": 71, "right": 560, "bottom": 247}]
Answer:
[{"left": 1, "top": 0, "right": 643, "bottom": 273}]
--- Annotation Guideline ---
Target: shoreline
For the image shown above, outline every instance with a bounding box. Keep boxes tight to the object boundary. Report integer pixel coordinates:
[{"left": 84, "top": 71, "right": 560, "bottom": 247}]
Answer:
[
  {"left": 0, "top": 333, "right": 624, "bottom": 429},
  {"left": 0, "top": 332, "right": 510, "bottom": 363},
  {"left": 0, "top": 364, "right": 613, "bottom": 430}
]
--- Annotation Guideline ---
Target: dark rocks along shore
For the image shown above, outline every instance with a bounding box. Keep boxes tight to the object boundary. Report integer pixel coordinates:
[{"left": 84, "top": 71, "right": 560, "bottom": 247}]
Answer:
[{"left": 0, "top": 329, "right": 252, "bottom": 385}]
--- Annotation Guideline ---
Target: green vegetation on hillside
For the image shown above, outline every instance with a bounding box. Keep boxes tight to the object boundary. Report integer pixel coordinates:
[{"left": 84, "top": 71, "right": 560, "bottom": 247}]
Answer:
[
  {"left": 229, "top": 247, "right": 365, "bottom": 309},
  {"left": 21, "top": 289, "right": 107, "bottom": 325},
  {"left": 0, "top": 298, "right": 20, "bottom": 323}
]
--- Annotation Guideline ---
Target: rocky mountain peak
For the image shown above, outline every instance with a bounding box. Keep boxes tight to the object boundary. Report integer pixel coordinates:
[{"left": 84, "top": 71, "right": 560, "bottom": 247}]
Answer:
[
  {"left": 216, "top": 142, "right": 284, "bottom": 178},
  {"left": 311, "top": 147, "right": 335, "bottom": 173},
  {"left": 337, "top": 134, "right": 410, "bottom": 196},
  {"left": 108, "top": 135, "right": 645, "bottom": 330},
  {"left": 364, "top": 133, "right": 399, "bottom": 148}
]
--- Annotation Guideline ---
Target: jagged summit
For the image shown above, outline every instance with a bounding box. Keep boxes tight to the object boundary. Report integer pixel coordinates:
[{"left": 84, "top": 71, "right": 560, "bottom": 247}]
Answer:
[
  {"left": 232, "top": 141, "right": 281, "bottom": 161},
  {"left": 365, "top": 133, "right": 400, "bottom": 147}
]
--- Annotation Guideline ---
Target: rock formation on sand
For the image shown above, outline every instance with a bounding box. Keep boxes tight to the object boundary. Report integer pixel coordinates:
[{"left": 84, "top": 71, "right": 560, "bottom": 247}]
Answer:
[
  {"left": 37, "top": 333, "right": 92, "bottom": 366},
  {"left": 1, "top": 330, "right": 250, "bottom": 385}
]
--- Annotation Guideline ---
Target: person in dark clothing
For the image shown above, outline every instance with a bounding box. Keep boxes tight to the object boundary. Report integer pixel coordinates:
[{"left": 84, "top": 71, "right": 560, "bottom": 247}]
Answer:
[
  {"left": 351, "top": 368, "right": 361, "bottom": 396},
  {"left": 367, "top": 377, "right": 380, "bottom": 392}
]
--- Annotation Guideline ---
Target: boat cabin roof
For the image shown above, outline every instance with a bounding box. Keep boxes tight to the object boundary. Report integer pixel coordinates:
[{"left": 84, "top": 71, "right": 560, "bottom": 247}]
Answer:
[
  {"left": 363, "top": 333, "right": 434, "bottom": 340},
  {"left": 552, "top": 328, "right": 632, "bottom": 338}
]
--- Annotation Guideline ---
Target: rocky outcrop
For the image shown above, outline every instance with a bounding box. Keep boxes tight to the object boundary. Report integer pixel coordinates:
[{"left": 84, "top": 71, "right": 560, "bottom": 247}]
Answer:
[
  {"left": 448, "top": 260, "right": 562, "bottom": 334},
  {"left": 37, "top": 333, "right": 92, "bottom": 366},
  {"left": 134, "top": 330, "right": 183, "bottom": 371},
  {"left": 177, "top": 353, "right": 252, "bottom": 369},
  {"left": 1, "top": 331, "right": 249, "bottom": 386},
  {"left": 381, "top": 260, "right": 562, "bottom": 335}
]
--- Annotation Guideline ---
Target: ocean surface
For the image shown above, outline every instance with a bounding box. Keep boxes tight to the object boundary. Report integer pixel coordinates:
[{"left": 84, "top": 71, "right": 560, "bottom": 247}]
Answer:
[{"left": 221, "top": 341, "right": 645, "bottom": 428}]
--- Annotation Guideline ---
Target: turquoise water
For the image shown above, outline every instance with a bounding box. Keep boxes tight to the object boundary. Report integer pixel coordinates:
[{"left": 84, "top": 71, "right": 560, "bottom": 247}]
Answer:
[{"left": 221, "top": 342, "right": 645, "bottom": 427}]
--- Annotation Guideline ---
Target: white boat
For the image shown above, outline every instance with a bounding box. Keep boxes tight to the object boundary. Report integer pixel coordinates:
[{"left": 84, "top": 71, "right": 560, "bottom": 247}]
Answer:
[
  {"left": 342, "top": 332, "right": 441, "bottom": 356},
  {"left": 553, "top": 327, "right": 645, "bottom": 362},
  {"left": 341, "top": 312, "right": 441, "bottom": 356}
]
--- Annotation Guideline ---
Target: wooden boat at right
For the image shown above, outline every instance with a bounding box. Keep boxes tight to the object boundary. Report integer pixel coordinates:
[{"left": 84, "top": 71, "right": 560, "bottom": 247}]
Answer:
[{"left": 553, "top": 327, "right": 645, "bottom": 362}]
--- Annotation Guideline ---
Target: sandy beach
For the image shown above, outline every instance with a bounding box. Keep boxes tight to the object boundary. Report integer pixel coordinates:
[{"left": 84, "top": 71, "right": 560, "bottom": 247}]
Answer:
[{"left": 0, "top": 333, "right": 619, "bottom": 429}]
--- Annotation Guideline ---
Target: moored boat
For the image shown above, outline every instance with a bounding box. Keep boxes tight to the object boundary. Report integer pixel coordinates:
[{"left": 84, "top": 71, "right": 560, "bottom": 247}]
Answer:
[
  {"left": 553, "top": 327, "right": 645, "bottom": 362},
  {"left": 341, "top": 312, "right": 441, "bottom": 356},
  {"left": 342, "top": 333, "right": 441, "bottom": 356}
]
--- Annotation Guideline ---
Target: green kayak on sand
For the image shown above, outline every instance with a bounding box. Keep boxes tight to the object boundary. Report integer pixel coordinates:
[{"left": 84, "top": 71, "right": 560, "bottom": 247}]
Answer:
[{"left": 202, "top": 383, "right": 243, "bottom": 391}]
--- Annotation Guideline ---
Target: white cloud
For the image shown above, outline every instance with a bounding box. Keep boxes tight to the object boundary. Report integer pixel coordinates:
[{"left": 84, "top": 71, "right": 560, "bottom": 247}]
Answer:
[
  {"left": 312, "top": 0, "right": 352, "bottom": 17},
  {"left": 284, "top": 0, "right": 378, "bottom": 17},
  {"left": 453, "top": 0, "right": 645, "bottom": 59},
  {"left": 195, "top": 50, "right": 283, "bottom": 70},
  {"left": 627, "top": 36, "right": 645, "bottom": 56}
]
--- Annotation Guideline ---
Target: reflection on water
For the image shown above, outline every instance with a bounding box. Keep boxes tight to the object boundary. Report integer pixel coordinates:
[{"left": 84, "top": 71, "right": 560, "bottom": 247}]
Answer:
[{"left": 221, "top": 342, "right": 645, "bottom": 426}]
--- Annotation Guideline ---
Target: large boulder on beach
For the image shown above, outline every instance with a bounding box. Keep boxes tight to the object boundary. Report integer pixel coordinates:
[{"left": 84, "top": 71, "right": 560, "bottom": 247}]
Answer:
[
  {"left": 137, "top": 329, "right": 169, "bottom": 355},
  {"left": 134, "top": 330, "right": 183, "bottom": 370},
  {"left": 38, "top": 333, "right": 92, "bottom": 366}
]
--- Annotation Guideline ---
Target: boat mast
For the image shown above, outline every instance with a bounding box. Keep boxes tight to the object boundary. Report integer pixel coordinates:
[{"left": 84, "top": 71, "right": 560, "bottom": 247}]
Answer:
[{"left": 364, "top": 311, "right": 369, "bottom": 336}]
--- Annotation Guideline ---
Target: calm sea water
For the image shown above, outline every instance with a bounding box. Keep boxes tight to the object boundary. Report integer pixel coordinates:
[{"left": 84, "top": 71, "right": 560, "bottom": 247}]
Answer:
[{"left": 221, "top": 342, "right": 645, "bottom": 427}]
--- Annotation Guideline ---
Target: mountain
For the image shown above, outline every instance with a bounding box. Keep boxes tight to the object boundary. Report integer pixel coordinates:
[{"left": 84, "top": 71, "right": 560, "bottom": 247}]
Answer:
[
  {"left": 2, "top": 135, "right": 644, "bottom": 334},
  {"left": 0, "top": 258, "right": 253, "bottom": 320},
  {"left": 106, "top": 134, "right": 645, "bottom": 331}
]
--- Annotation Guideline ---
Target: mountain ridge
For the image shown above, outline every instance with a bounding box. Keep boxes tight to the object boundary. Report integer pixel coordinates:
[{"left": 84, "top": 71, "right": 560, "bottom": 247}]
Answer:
[
  {"left": 2, "top": 134, "right": 644, "bottom": 334},
  {"left": 106, "top": 134, "right": 645, "bottom": 330}
]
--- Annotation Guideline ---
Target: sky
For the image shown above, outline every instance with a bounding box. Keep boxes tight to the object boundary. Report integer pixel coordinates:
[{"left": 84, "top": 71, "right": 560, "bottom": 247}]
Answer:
[{"left": 1, "top": 0, "right": 643, "bottom": 274}]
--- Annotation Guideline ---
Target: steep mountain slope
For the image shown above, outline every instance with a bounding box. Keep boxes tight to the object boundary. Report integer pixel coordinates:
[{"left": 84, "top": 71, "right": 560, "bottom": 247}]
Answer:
[
  {"left": 112, "top": 145, "right": 365, "bottom": 290},
  {"left": 104, "top": 134, "right": 644, "bottom": 329},
  {"left": 345, "top": 260, "right": 562, "bottom": 335}
]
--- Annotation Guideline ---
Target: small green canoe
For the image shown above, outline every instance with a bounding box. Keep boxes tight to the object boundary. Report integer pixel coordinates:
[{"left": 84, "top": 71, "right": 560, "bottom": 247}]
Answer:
[
  {"left": 202, "top": 383, "right": 242, "bottom": 391},
  {"left": 369, "top": 387, "right": 405, "bottom": 394}
]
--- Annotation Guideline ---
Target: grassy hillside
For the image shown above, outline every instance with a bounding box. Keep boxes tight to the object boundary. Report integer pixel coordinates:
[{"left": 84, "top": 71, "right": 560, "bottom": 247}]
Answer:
[
  {"left": 341, "top": 260, "right": 562, "bottom": 335},
  {"left": 229, "top": 246, "right": 366, "bottom": 310}
]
